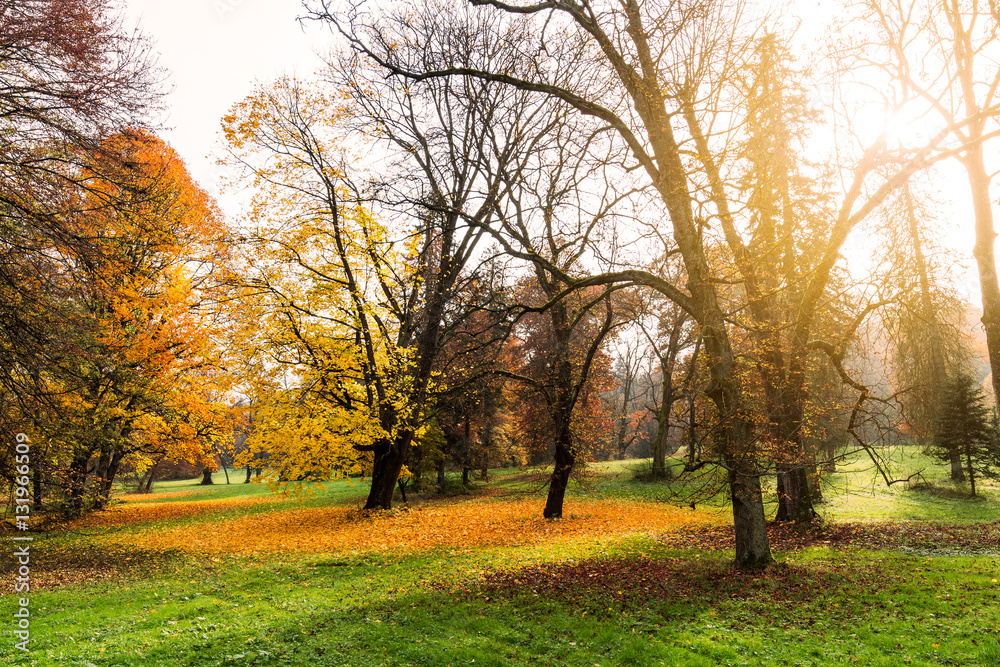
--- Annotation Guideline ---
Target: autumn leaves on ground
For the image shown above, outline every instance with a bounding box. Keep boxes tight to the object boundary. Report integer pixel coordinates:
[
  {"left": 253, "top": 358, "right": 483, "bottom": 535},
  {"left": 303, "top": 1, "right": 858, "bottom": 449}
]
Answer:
[{"left": 3, "top": 456, "right": 1000, "bottom": 667}]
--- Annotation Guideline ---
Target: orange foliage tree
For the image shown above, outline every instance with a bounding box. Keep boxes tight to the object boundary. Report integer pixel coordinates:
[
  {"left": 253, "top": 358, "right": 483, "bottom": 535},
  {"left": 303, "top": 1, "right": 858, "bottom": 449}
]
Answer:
[
  {"left": 25, "top": 129, "right": 231, "bottom": 515},
  {"left": 0, "top": 0, "right": 164, "bottom": 515},
  {"left": 500, "top": 279, "right": 620, "bottom": 511}
]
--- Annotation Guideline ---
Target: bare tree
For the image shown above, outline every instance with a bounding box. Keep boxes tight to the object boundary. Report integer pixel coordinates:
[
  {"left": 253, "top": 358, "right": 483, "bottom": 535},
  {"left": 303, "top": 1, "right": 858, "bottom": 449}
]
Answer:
[{"left": 845, "top": 0, "right": 1000, "bottom": 405}]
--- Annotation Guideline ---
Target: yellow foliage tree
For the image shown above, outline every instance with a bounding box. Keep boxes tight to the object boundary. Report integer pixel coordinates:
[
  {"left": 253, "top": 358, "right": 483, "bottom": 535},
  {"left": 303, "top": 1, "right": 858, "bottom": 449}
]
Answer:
[{"left": 223, "top": 79, "right": 418, "bottom": 497}]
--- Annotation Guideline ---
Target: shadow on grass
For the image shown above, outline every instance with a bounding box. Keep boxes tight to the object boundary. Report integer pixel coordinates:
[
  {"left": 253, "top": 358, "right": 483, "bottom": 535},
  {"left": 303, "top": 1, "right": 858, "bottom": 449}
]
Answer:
[
  {"left": 0, "top": 539, "right": 186, "bottom": 591},
  {"left": 7, "top": 544, "right": 1000, "bottom": 667},
  {"left": 457, "top": 555, "right": 869, "bottom": 614}
]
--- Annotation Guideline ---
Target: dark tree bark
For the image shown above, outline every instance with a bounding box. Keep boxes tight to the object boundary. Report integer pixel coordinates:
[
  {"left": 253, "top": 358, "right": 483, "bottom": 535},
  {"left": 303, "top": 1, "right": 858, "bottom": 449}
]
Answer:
[
  {"left": 543, "top": 425, "right": 575, "bottom": 518},
  {"left": 437, "top": 450, "right": 446, "bottom": 492},
  {"left": 965, "top": 443, "right": 977, "bottom": 497},
  {"left": 32, "top": 466, "right": 42, "bottom": 508},
  {"left": 66, "top": 449, "right": 91, "bottom": 517},
  {"left": 94, "top": 449, "right": 124, "bottom": 509},
  {"left": 200, "top": 467, "right": 214, "bottom": 485},
  {"left": 141, "top": 459, "right": 161, "bottom": 493}
]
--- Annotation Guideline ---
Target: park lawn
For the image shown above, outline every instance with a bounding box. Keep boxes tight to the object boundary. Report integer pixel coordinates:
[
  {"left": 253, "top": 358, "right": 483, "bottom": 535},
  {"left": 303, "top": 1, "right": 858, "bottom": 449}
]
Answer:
[{"left": 2, "top": 451, "right": 1000, "bottom": 666}]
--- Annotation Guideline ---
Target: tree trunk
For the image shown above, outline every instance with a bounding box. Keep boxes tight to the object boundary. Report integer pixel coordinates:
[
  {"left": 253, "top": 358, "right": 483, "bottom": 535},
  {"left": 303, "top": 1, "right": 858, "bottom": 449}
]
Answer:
[
  {"left": 965, "top": 443, "right": 976, "bottom": 497},
  {"left": 540, "top": 296, "right": 584, "bottom": 520},
  {"left": 137, "top": 468, "right": 151, "bottom": 493},
  {"left": 200, "top": 467, "right": 214, "bottom": 485},
  {"left": 616, "top": 360, "right": 636, "bottom": 456},
  {"left": 728, "top": 461, "right": 772, "bottom": 569},
  {"left": 67, "top": 449, "right": 91, "bottom": 517},
  {"left": 774, "top": 330, "right": 819, "bottom": 523},
  {"left": 686, "top": 394, "right": 698, "bottom": 470},
  {"left": 363, "top": 432, "right": 414, "bottom": 510},
  {"left": 245, "top": 466, "right": 252, "bottom": 483},
  {"left": 775, "top": 464, "right": 817, "bottom": 522},
  {"left": 948, "top": 4, "right": 1000, "bottom": 424},
  {"left": 543, "top": 425, "right": 575, "bottom": 519},
  {"left": 145, "top": 459, "right": 162, "bottom": 492},
  {"left": 140, "top": 460, "right": 160, "bottom": 493},
  {"left": 651, "top": 422, "right": 670, "bottom": 478},
  {"left": 950, "top": 450, "right": 966, "bottom": 482},
  {"left": 220, "top": 455, "right": 230, "bottom": 484},
  {"left": 95, "top": 446, "right": 110, "bottom": 490},
  {"left": 94, "top": 450, "right": 124, "bottom": 509},
  {"left": 651, "top": 370, "right": 674, "bottom": 478},
  {"left": 32, "top": 466, "right": 42, "bottom": 509}
]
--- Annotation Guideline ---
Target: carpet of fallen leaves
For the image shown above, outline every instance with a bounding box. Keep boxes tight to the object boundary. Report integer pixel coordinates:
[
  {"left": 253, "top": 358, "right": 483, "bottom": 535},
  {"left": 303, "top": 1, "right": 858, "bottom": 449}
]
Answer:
[
  {"left": 657, "top": 519, "right": 1000, "bottom": 554},
  {"left": 441, "top": 520, "right": 999, "bottom": 612},
  {"left": 8, "top": 493, "right": 998, "bottom": 595},
  {"left": 116, "top": 490, "right": 207, "bottom": 502},
  {"left": 89, "top": 498, "right": 720, "bottom": 555},
  {"left": 466, "top": 557, "right": 866, "bottom": 613}
]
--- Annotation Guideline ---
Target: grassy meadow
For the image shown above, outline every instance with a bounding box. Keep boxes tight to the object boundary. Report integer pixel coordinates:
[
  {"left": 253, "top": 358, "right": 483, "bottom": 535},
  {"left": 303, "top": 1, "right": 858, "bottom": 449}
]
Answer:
[{"left": 2, "top": 447, "right": 1000, "bottom": 666}]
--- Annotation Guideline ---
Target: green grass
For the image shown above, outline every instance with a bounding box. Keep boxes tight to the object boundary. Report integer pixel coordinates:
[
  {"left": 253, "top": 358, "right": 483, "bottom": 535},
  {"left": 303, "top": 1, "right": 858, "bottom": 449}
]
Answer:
[
  {"left": 3, "top": 541, "right": 998, "bottom": 666},
  {"left": 3, "top": 450, "right": 999, "bottom": 666},
  {"left": 114, "top": 470, "right": 367, "bottom": 505},
  {"left": 820, "top": 445, "right": 1000, "bottom": 523}
]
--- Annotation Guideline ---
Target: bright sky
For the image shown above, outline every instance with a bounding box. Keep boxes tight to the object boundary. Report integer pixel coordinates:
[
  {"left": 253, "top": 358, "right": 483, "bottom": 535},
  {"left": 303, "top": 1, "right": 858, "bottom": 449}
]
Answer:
[
  {"left": 121, "top": 0, "right": 987, "bottom": 305},
  {"left": 120, "top": 0, "right": 328, "bottom": 210}
]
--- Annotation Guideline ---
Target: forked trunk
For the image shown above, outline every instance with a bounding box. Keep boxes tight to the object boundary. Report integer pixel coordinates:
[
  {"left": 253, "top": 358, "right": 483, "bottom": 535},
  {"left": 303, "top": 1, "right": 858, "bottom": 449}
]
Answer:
[{"left": 94, "top": 450, "right": 124, "bottom": 509}]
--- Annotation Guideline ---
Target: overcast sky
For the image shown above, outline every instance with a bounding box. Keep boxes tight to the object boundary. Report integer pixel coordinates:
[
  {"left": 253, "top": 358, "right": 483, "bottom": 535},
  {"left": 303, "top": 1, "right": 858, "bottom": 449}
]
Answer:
[{"left": 121, "top": 0, "right": 328, "bottom": 212}]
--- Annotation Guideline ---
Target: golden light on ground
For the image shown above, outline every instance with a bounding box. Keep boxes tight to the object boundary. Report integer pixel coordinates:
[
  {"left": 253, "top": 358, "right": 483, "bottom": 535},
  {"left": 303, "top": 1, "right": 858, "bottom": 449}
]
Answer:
[{"left": 87, "top": 497, "right": 724, "bottom": 556}]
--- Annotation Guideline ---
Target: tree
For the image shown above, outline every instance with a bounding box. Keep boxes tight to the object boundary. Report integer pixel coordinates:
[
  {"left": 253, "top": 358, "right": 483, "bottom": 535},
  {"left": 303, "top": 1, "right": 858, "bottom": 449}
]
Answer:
[
  {"left": 0, "top": 0, "right": 163, "bottom": 511},
  {"left": 49, "top": 129, "right": 229, "bottom": 514},
  {"left": 851, "top": 0, "right": 1000, "bottom": 422},
  {"left": 224, "top": 50, "right": 554, "bottom": 508},
  {"left": 878, "top": 181, "right": 971, "bottom": 480},
  {"left": 933, "top": 372, "right": 998, "bottom": 496},
  {"left": 502, "top": 279, "right": 619, "bottom": 514}
]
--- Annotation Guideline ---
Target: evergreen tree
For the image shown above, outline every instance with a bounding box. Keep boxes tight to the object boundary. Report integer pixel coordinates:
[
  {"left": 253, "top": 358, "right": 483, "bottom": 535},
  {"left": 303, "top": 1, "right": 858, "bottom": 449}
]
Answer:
[{"left": 932, "top": 373, "right": 999, "bottom": 496}]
